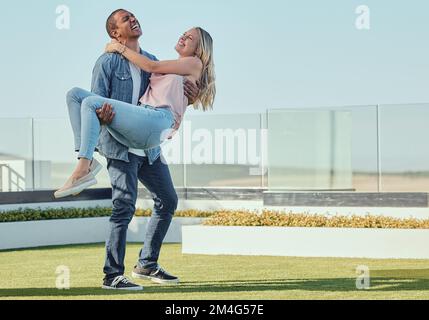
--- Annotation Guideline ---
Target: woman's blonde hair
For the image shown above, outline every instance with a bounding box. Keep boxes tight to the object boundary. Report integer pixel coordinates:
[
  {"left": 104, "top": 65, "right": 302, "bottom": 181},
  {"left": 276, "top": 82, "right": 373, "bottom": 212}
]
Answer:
[{"left": 193, "top": 27, "right": 216, "bottom": 111}]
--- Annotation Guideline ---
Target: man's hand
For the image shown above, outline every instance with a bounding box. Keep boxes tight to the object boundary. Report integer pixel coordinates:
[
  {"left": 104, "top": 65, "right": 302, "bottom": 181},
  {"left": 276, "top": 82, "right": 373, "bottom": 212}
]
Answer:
[
  {"left": 183, "top": 78, "right": 200, "bottom": 105},
  {"left": 96, "top": 103, "right": 115, "bottom": 125}
]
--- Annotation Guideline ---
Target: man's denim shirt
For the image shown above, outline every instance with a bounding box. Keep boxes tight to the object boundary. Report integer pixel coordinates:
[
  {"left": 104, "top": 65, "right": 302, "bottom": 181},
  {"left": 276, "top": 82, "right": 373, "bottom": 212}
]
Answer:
[{"left": 91, "top": 49, "right": 161, "bottom": 165}]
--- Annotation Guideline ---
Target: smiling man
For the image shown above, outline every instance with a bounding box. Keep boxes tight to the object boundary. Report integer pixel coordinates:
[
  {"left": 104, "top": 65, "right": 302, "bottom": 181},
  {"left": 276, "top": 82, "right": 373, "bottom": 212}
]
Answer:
[{"left": 67, "top": 9, "right": 199, "bottom": 291}]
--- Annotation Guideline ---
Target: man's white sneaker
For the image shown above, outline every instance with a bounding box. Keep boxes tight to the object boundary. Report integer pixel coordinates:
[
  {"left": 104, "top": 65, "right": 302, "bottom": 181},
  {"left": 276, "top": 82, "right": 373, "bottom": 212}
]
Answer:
[
  {"left": 102, "top": 276, "right": 144, "bottom": 291},
  {"left": 132, "top": 265, "right": 180, "bottom": 285}
]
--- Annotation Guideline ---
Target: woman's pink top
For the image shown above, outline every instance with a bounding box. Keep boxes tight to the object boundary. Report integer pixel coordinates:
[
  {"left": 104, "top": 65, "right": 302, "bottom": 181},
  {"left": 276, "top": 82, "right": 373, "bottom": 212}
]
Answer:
[{"left": 139, "top": 73, "right": 188, "bottom": 130}]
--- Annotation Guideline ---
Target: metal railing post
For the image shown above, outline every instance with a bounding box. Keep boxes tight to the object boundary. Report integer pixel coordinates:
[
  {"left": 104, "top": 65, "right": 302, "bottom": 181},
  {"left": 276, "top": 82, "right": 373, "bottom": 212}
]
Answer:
[
  {"left": 0, "top": 164, "right": 3, "bottom": 192},
  {"left": 31, "top": 118, "right": 35, "bottom": 191},
  {"left": 376, "top": 104, "right": 382, "bottom": 193}
]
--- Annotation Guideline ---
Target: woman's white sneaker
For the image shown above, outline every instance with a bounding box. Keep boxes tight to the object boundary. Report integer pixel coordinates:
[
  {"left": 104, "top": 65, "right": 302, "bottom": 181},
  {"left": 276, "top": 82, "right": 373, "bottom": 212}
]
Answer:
[{"left": 54, "top": 173, "right": 98, "bottom": 199}]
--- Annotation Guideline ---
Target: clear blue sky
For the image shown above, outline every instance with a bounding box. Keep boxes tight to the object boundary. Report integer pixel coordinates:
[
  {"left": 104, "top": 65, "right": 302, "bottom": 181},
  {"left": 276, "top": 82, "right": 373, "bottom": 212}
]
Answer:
[{"left": 0, "top": 0, "right": 428, "bottom": 118}]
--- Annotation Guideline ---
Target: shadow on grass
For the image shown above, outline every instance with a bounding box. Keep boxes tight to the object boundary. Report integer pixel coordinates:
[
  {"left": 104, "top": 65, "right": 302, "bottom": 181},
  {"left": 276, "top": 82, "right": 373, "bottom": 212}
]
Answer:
[{"left": 1, "top": 270, "right": 429, "bottom": 298}]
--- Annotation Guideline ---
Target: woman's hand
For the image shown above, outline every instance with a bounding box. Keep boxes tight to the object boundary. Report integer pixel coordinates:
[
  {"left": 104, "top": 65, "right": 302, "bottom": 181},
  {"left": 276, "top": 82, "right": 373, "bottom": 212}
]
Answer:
[{"left": 105, "top": 40, "right": 123, "bottom": 54}]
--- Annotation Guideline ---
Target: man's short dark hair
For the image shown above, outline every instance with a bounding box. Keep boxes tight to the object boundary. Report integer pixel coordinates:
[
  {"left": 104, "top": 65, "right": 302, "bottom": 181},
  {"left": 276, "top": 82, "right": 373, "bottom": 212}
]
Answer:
[{"left": 106, "top": 9, "right": 126, "bottom": 39}]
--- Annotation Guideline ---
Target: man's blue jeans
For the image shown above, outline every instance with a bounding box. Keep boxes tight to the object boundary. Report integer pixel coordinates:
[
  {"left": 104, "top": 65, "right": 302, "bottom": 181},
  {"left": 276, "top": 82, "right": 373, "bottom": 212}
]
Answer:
[{"left": 104, "top": 153, "right": 178, "bottom": 279}]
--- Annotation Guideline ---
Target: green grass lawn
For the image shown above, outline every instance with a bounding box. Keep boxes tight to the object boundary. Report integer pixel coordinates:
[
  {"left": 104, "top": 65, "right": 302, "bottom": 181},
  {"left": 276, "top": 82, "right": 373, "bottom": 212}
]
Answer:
[{"left": 0, "top": 243, "right": 429, "bottom": 300}]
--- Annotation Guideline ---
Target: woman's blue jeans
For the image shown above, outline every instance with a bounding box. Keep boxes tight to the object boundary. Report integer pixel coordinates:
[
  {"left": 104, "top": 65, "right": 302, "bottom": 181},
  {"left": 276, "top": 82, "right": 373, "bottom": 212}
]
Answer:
[{"left": 66, "top": 87, "right": 175, "bottom": 160}]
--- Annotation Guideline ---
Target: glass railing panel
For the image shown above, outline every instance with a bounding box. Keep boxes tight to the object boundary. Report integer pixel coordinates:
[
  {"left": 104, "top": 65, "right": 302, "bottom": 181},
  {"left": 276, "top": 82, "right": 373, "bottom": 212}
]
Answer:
[
  {"left": 181, "top": 113, "right": 264, "bottom": 188},
  {"left": 0, "top": 118, "right": 33, "bottom": 192},
  {"left": 379, "top": 103, "right": 429, "bottom": 192},
  {"left": 267, "top": 106, "right": 379, "bottom": 191},
  {"left": 32, "top": 118, "right": 111, "bottom": 190}
]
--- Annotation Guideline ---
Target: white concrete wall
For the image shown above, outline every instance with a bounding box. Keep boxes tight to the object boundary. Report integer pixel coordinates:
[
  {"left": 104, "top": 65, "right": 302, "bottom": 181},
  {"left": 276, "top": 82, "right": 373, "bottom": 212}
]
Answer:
[
  {"left": 182, "top": 226, "right": 429, "bottom": 259},
  {"left": 0, "top": 217, "right": 204, "bottom": 251},
  {"left": 0, "top": 217, "right": 110, "bottom": 250}
]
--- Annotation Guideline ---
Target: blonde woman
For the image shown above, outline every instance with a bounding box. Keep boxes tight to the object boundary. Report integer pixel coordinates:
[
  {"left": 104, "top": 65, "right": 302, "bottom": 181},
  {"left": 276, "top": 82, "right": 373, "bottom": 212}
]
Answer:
[{"left": 55, "top": 27, "right": 216, "bottom": 198}]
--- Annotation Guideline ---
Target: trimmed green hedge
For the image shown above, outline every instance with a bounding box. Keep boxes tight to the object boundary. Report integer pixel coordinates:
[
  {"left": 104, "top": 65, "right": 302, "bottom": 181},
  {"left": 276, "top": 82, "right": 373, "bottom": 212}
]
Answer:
[
  {"left": 3, "top": 208, "right": 429, "bottom": 229},
  {"left": 0, "top": 207, "right": 112, "bottom": 223},
  {"left": 0, "top": 207, "right": 215, "bottom": 223},
  {"left": 203, "top": 210, "right": 429, "bottom": 229}
]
